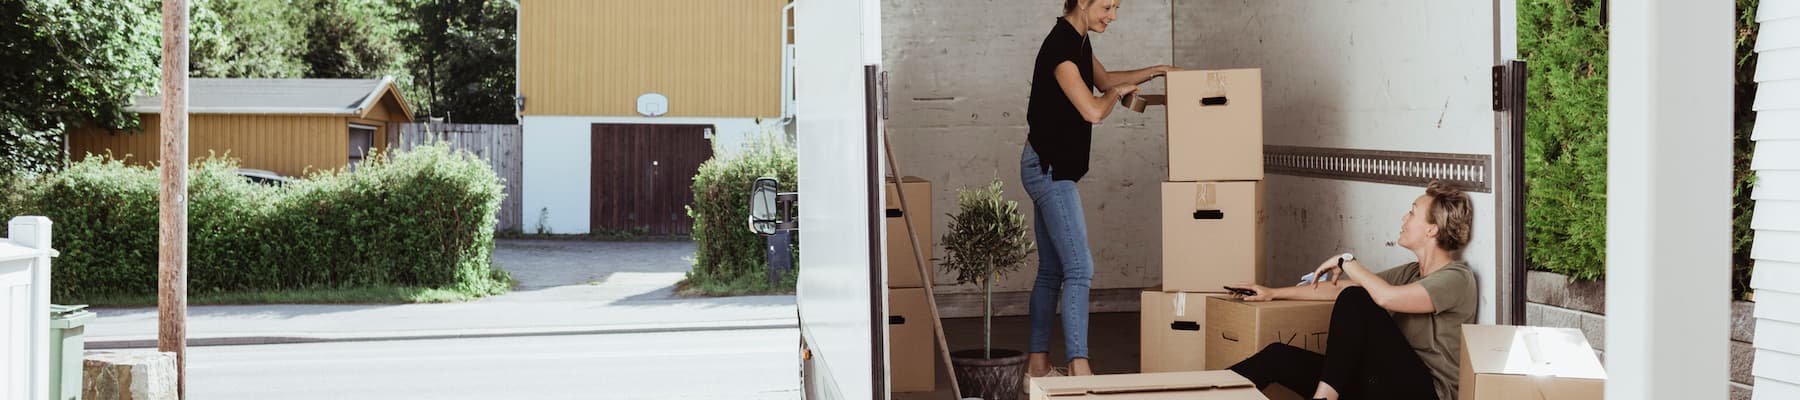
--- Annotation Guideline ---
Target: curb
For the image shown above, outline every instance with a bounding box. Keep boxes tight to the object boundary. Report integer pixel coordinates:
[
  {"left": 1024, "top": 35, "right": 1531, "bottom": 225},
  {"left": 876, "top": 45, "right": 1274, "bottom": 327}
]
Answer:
[{"left": 85, "top": 319, "right": 799, "bottom": 350}]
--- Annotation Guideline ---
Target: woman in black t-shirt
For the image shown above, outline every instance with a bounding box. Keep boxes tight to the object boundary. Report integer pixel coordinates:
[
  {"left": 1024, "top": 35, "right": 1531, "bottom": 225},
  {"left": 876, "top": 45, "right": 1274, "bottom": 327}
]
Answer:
[{"left": 1022, "top": 0, "right": 1177, "bottom": 378}]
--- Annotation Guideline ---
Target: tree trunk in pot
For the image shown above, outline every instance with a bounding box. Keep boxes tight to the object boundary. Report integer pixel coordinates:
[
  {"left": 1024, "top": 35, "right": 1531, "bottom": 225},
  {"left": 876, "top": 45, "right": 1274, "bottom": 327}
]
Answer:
[{"left": 950, "top": 348, "right": 1027, "bottom": 400}]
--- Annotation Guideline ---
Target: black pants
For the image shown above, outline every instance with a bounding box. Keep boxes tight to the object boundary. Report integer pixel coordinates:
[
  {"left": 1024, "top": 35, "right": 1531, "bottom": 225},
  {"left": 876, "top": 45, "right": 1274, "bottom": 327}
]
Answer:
[{"left": 1227, "top": 287, "right": 1438, "bottom": 400}]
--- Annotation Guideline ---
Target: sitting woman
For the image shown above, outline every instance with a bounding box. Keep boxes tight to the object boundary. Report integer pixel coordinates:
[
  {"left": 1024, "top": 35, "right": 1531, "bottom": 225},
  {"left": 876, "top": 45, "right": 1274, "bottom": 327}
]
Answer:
[{"left": 1224, "top": 181, "right": 1478, "bottom": 400}]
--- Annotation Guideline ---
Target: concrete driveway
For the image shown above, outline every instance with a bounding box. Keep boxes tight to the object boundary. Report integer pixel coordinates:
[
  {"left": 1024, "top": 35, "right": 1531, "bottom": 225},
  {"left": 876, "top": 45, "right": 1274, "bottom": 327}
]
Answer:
[{"left": 488, "top": 238, "right": 700, "bottom": 303}]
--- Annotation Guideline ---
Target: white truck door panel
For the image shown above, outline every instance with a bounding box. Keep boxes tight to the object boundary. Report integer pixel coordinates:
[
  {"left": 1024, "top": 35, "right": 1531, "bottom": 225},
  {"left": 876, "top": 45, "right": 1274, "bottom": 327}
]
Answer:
[{"left": 796, "top": 0, "right": 887, "bottom": 397}]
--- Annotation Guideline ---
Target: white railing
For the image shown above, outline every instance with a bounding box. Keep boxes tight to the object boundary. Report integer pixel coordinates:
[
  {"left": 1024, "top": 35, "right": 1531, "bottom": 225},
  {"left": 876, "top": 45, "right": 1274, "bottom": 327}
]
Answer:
[{"left": 1, "top": 216, "right": 54, "bottom": 400}]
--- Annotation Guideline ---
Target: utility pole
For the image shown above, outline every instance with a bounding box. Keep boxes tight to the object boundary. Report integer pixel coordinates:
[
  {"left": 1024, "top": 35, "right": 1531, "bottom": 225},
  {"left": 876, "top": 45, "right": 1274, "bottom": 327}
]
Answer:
[{"left": 158, "top": 0, "right": 190, "bottom": 397}]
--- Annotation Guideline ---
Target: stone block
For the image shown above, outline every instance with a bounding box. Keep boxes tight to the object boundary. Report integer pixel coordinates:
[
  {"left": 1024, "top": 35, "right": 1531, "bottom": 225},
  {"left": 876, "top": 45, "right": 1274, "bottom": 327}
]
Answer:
[
  {"left": 1527, "top": 303, "right": 1583, "bottom": 331},
  {"left": 1730, "top": 381, "right": 1753, "bottom": 400},
  {"left": 1731, "top": 340, "right": 1756, "bottom": 385},
  {"left": 1580, "top": 312, "right": 1606, "bottom": 351},
  {"left": 1526, "top": 270, "right": 1566, "bottom": 305},
  {"left": 83, "top": 351, "right": 177, "bottom": 400},
  {"left": 1526, "top": 270, "right": 1606, "bottom": 314},
  {"left": 1732, "top": 301, "right": 1755, "bottom": 343}
]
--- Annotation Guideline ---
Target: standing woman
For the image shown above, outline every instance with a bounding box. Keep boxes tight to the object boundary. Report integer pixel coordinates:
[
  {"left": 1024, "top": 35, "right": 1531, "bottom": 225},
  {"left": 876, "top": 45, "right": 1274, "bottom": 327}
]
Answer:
[{"left": 1022, "top": 0, "right": 1177, "bottom": 377}]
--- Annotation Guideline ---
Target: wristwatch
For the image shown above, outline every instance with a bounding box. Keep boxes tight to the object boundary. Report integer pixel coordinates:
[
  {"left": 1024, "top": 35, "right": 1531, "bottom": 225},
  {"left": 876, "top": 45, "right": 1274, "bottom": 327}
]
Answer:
[{"left": 1339, "top": 253, "right": 1356, "bottom": 262}]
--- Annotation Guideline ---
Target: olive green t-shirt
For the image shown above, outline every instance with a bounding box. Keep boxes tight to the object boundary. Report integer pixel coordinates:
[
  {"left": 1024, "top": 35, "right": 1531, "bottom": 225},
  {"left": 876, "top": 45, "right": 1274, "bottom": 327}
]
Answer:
[{"left": 1376, "top": 261, "right": 1478, "bottom": 400}]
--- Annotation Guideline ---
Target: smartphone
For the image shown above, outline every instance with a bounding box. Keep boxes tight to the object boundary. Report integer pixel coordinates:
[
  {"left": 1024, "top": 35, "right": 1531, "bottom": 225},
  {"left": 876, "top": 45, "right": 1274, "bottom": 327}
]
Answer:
[{"left": 1223, "top": 286, "right": 1258, "bottom": 297}]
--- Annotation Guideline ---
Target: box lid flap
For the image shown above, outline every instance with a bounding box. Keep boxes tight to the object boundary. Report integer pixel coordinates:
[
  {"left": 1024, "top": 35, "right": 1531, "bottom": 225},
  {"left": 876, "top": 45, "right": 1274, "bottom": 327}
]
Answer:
[
  {"left": 1037, "top": 371, "right": 1256, "bottom": 397},
  {"left": 1462, "top": 325, "right": 1608, "bottom": 380}
]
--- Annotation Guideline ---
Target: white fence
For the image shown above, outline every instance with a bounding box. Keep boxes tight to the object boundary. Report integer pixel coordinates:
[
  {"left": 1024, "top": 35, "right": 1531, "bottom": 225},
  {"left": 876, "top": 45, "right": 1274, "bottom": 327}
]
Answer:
[
  {"left": 388, "top": 123, "right": 524, "bottom": 233},
  {"left": 1, "top": 216, "right": 55, "bottom": 400}
]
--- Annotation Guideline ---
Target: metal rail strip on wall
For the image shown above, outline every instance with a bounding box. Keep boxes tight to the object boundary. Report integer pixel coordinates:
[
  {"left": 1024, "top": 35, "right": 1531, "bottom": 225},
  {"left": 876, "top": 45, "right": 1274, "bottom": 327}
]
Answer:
[
  {"left": 1258, "top": 60, "right": 1527, "bottom": 325},
  {"left": 1263, "top": 145, "right": 1493, "bottom": 193}
]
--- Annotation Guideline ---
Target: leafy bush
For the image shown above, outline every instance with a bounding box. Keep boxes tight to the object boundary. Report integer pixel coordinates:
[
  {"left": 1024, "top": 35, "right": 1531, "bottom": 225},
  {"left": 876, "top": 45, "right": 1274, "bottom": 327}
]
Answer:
[
  {"left": 1521, "top": 0, "right": 1609, "bottom": 280},
  {"left": 685, "top": 127, "right": 797, "bottom": 294},
  {"left": 4, "top": 143, "right": 510, "bottom": 302},
  {"left": 1521, "top": 0, "right": 1760, "bottom": 294}
]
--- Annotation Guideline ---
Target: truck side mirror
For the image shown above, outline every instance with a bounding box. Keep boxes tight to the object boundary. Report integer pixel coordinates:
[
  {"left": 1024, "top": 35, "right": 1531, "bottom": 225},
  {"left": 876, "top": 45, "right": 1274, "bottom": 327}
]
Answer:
[{"left": 748, "top": 177, "right": 798, "bottom": 236}]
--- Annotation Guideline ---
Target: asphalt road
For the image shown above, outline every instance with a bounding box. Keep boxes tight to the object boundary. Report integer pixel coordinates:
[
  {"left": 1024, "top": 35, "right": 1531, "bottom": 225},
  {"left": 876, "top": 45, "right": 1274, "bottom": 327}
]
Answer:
[{"left": 182, "top": 327, "right": 801, "bottom": 399}]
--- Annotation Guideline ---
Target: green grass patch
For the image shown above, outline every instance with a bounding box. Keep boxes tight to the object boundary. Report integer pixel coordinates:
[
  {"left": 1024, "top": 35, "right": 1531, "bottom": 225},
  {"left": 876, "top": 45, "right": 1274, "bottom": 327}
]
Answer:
[{"left": 676, "top": 268, "right": 797, "bottom": 298}]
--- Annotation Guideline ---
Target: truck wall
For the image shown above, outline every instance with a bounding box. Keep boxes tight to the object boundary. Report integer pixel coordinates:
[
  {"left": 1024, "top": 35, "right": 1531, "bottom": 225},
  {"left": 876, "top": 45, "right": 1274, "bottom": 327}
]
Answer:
[
  {"left": 1174, "top": 0, "right": 1501, "bottom": 323},
  {"left": 882, "top": 0, "right": 1175, "bottom": 295}
]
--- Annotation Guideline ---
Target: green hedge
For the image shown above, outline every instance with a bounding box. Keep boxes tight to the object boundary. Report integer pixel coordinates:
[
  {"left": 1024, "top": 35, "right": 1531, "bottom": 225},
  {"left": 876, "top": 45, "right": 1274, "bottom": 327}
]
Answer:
[
  {"left": 685, "top": 129, "right": 798, "bottom": 295},
  {"left": 1521, "top": 0, "right": 1609, "bottom": 280},
  {"left": 1, "top": 143, "right": 510, "bottom": 302},
  {"left": 1522, "top": 0, "right": 1759, "bottom": 293},
  {"left": 1733, "top": 0, "right": 1760, "bottom": 297}
]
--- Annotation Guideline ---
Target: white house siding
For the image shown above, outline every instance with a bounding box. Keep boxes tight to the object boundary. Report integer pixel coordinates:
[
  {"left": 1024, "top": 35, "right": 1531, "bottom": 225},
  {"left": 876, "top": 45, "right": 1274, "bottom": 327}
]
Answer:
[{"left": 1751, "top": 2, "right": 1800, "bottom": 399}]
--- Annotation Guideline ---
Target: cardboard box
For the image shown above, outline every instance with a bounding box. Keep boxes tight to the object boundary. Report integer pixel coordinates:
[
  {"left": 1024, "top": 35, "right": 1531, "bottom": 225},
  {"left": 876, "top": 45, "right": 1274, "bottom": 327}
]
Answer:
[
  {"left": 1204, "top": 297, "right": 1334, "bottom": 370},
  {"left": 1166, "top": 69, "right": 1263, "bottom": 182},
  {"left": 1140, "top": 289, "right": 1226, "bottom": 373},
  {"left": 885, "top": 177, "right": 933, "bottom": 288},
  {"left": 888, "top": 287, "right": 936, "bottom": 392},
  {"left": 1030, "top": 370, "right": 1268, "bottom": 400},
  {"left": 1161, "top": 181, "right": 1265, "bottom": 292},
  {"left": 1459, "top": 325, "right": 1606, "bottom": 400}
]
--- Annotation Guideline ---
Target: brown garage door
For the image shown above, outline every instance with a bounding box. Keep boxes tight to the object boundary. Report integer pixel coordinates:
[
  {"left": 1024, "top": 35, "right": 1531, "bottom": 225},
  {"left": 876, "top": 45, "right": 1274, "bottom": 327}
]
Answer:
[{"left": 590, "top": 123, "right": 714, "bottom": 236}]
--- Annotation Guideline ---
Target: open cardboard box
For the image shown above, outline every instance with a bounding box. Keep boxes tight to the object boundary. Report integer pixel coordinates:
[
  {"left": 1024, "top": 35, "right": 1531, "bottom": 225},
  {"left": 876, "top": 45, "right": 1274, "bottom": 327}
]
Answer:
[{"left": 1458, "top": 325, "right": 1607, "bottom": 400}]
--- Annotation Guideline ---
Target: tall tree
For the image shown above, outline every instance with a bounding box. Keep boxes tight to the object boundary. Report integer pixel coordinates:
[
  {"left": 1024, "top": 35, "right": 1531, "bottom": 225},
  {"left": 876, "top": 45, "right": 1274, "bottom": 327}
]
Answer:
[
  {"left": 398, "top": 0, "right": 517, "bottom": 123},
  {"left": 302, "top": 0, "right": 402, "bottom": 79},
  {"left": 191, "top": 0, "right": 309, "bottom": 78},
  {"left": 0, "top": 0, "right": 159, "bottom": 174}
]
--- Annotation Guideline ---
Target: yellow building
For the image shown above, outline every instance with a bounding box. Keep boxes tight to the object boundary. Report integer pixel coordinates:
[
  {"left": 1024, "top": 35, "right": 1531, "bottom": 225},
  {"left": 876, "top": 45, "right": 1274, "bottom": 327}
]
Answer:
[
  {"left": 518, "top": 0, "right": 793, "bottom": 235},
  {"left": 68, "top": 77, "right": 415, "bottom": 178}
]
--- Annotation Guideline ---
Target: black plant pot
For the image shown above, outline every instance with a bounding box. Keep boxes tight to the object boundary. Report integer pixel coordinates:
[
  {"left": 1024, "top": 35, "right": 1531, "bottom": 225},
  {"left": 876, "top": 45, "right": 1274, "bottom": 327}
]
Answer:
[{"left": 949, "top": 348, "right": 1028, "bottom": 400}]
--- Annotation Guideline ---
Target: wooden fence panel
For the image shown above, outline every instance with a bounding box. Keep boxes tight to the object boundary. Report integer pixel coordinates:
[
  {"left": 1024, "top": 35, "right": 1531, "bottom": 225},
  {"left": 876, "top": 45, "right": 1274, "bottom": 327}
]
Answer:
[{"left": 391, "top": 123, "right": 524, "bottom": 233}]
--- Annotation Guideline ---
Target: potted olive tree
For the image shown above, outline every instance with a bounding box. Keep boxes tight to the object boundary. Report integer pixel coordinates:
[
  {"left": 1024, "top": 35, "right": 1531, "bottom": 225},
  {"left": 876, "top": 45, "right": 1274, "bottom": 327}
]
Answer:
[{"left": 940, "top": 178, "right": 1035, "bottom": 400}]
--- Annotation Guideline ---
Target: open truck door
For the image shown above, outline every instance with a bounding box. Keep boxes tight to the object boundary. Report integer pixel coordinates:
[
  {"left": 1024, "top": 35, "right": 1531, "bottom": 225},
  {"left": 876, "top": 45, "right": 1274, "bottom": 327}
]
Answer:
[{"left": 792, "top": 0, "right": 890, "bottom": 398}]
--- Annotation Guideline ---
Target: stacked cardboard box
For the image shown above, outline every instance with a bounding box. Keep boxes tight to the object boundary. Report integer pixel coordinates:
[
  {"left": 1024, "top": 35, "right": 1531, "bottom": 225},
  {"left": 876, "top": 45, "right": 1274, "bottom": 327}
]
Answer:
[
  {"left": 885, "top": 176, "right": 936, "bottom": 393},
  {"left": 1160, "top": 68, "right": 1266, "bottom": 293},
  {"left": 1134, "top": 69, "right": 1330, "bottom": 400},
  {"left": 1141, "top": 69, "right": 1269, "bottom": 372}
]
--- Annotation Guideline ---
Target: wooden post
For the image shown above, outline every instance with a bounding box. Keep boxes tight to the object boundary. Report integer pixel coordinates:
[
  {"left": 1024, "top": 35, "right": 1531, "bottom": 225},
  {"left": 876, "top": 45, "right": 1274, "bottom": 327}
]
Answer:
[{"left": 158, "top": 0, "right": 189, "bottom": 398}]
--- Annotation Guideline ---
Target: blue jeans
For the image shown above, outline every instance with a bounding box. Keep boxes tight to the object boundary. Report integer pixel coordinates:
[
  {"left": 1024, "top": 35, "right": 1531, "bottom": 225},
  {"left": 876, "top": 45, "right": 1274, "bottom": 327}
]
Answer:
[{"left": 1020, "top": 145, "right": 1093, "bottom": 361}]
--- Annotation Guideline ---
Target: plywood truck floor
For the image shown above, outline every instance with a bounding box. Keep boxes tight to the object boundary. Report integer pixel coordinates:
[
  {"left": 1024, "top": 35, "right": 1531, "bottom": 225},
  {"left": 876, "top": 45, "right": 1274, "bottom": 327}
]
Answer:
[{"left": 894, "top": 311, "right": 1306, "bottom": 400}]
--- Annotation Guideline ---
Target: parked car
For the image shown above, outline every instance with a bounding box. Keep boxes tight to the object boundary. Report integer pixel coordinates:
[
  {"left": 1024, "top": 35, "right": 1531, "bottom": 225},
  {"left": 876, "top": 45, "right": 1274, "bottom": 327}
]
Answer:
[{"left": 234, "top": 168, "right": 292, "bottom": 186}]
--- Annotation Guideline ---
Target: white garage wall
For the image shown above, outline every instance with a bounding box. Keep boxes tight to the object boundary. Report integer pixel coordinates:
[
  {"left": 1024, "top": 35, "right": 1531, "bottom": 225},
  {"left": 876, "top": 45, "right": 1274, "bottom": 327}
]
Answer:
[{"left": 521, "top": 115, "right": 768, "bottom": 234}]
